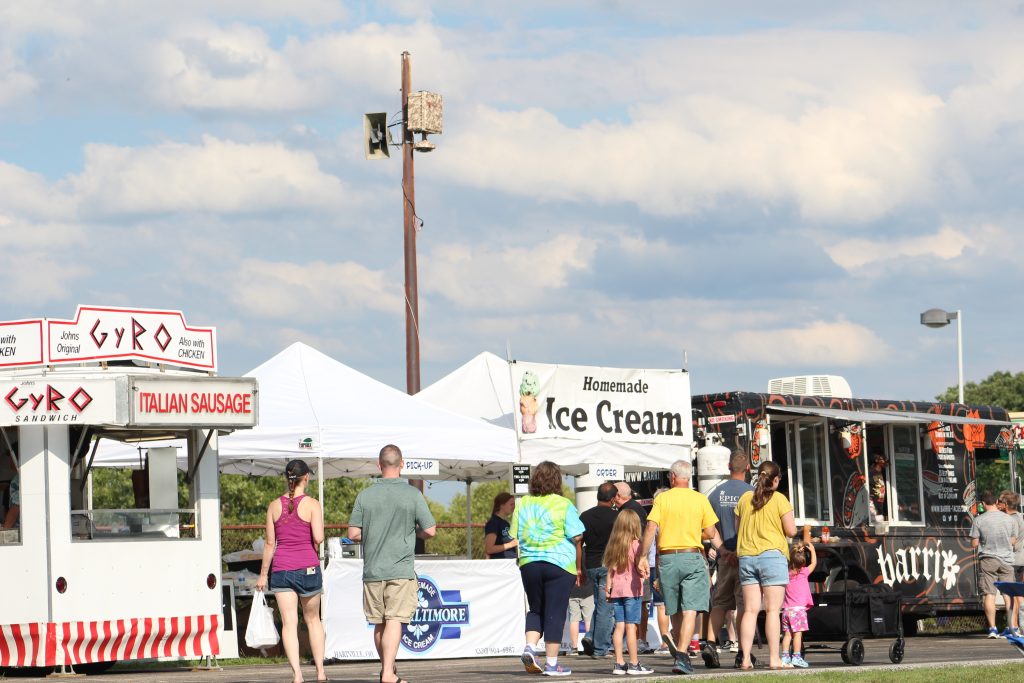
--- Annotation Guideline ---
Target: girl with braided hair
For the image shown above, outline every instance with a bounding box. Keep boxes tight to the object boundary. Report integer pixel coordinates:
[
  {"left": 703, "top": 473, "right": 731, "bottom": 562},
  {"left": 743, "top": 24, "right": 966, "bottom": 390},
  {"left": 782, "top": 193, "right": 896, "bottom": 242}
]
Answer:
[
  {"left": 734, "top": 461, "right": 796, "bottom": 670},
  {"left": 256, "top": 459, "right": 327, "bottom": 683}
]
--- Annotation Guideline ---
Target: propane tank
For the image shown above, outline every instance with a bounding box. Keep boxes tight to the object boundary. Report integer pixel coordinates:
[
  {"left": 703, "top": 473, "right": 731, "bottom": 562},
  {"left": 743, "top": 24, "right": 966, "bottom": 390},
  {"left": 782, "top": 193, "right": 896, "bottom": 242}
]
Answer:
[{"left": 695, "top": 435, "right": 732, "bottom": 495}]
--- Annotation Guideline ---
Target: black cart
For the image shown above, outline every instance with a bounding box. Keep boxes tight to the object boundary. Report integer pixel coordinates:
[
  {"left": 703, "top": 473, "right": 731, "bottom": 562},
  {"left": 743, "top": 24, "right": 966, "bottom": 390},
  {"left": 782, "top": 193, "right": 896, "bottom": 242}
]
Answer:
[{"left": 803, "top": 547, "right": 906, "bottom": 665}]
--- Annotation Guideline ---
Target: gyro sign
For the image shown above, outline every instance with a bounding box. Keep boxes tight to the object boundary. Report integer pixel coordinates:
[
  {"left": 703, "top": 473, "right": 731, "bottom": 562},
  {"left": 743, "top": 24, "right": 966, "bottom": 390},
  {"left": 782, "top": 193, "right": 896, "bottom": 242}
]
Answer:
[{"left": 47, "top": 306, "right": 217, "bottom": 371}]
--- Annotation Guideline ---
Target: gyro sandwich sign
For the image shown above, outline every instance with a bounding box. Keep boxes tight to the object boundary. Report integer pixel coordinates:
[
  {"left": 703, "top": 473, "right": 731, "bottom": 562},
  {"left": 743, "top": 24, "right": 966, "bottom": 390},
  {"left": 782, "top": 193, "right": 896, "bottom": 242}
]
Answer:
[{"left": 512, "top": 362, "right": 692, "bottom": 469}]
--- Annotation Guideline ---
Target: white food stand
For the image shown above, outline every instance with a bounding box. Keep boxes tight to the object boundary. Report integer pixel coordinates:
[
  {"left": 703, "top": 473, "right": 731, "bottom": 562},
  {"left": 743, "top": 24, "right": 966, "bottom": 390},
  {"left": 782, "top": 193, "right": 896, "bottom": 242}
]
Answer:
[{"left": 0, "top": 306, "right": 257, "bottom": 671}]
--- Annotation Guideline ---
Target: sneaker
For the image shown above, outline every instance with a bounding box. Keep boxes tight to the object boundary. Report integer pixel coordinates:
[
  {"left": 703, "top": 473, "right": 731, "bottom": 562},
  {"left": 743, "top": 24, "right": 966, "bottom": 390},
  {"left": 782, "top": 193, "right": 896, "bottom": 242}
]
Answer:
[
  {"left": 612, "top": 662, "right": 628, "bottom": 675},
  {"left": 563, "top": 649, "right": 578, "bottom": 656},
  {"left": 729, "top": 641, "right": 740, "bottom": 653},
  {"left": 654, "top": 645, "right": 670, "bottom": 655},
  {"left": 687, "top": 638, "right": 700, "bottom": 657},
  {"left": 988, "top": 627, "right": 1002, "bottom": 639},
  {"left": 700, "top": 641, "right": 720, "bottom": 669},
  {"left": 637, "top": 643, "right": 655, "bottom": 655},
  {"left": 1000, "top": 628, "right": 1016, "bottom": 638},
  {"left": 542, "top": 663, "right": 572, "bottom": 677},
  {"left": 627, "top": 662, "right": 654, "bottom": 675},
  {"left": 791, "top": 654, "right": 809, "bottom": 668},
  {"left": 581, "top": 637, "right": 596, "bottom": 656},
  {"left": 671, "top": 656, "right": 694, "bottom": 675},
  {"left": 521, "top": 645, "right": 543, "bottom": 674},
  {"left": 781, "top": 653, "right": 791, "bottom": 666},
  {"left": 661, "top": 633, "right": 682, "bottom": 659}
]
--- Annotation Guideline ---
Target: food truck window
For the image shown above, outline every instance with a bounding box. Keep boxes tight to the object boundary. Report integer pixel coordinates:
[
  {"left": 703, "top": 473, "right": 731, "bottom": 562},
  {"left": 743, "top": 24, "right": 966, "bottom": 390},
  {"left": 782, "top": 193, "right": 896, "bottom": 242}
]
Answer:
[
  {"left": 888, "top": 425, "right": 924, "bottom": 524},
  {"left": 786, "top": 420, "right": 832, "bottom": 523},
  {"left": 73, "top": 440, "right": 196, "bottom": 542},
  {"left": 0, "top": 427, "right": 21, "bottom": 545}
]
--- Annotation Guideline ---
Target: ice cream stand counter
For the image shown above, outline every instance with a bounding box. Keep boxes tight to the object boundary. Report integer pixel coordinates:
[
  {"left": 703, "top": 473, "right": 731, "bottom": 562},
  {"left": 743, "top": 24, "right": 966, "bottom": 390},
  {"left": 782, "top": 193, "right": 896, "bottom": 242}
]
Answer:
[{"left": 0, "top": 306, "right": 257, "bottom": 673}]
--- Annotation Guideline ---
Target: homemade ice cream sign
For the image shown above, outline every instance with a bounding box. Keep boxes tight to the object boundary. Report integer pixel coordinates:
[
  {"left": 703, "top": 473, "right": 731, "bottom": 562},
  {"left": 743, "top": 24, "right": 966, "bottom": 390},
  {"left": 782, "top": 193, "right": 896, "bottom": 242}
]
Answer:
[
  {"left": 512, "top": 361, "right": 692, "bottom": 469},
  {"left": 0, "top": 305, "right": 216, "bottom": 371}
]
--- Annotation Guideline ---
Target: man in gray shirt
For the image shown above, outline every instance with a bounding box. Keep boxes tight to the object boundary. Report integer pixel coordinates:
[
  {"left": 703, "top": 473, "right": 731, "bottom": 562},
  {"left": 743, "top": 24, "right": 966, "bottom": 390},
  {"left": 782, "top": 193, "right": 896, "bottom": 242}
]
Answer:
[
  {"left": 969, "top": 490, "right": 1018, "bottom": 638},
  {"left": 349, "top": 445, "right": 436, "bottom": 683}
]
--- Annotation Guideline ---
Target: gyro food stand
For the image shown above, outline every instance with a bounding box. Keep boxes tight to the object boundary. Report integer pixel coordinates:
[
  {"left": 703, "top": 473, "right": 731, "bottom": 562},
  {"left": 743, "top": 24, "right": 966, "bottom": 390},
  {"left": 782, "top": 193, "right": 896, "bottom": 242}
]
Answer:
[{"left": 0, "top": 306, "right": 257, "bottom": 672}]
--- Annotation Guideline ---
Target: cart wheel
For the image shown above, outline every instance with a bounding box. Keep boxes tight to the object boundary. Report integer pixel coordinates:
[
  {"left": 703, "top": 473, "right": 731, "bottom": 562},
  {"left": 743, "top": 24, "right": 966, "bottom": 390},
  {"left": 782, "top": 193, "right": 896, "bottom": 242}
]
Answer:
[
  {"left": 889, "top": 638, "right": 905, "bottom": 664},
  {"left": 841, "top": 638, "right": 865, "bottom": 666}
]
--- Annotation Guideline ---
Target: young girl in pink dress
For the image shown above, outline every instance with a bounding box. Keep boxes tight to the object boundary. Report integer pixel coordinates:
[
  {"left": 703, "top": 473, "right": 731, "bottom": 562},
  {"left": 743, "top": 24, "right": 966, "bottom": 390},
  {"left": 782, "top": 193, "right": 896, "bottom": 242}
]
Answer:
[
  {"left": 780, "top": 540, "right": 817, "bottom": 668},
  {"left": 603, "top": 509, "right": 654, "bottom": 676}
]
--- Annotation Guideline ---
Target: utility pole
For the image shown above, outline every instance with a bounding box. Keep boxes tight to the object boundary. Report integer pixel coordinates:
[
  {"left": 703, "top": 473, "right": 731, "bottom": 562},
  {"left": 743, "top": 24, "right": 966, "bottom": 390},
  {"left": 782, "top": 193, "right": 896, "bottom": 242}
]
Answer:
[{"left": 401, "top": 51, "right": 420, "bottom": 397}]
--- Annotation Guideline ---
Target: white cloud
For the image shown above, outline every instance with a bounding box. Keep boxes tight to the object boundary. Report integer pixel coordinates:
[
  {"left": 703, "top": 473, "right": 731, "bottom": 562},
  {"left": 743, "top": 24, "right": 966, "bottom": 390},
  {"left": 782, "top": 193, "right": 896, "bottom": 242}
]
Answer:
[
  {"left": 722, "top": 319, "right": 888, "bottom": 366},
  {"left": 435, "top": 84, "right": 942, "bottom": 223},
  {"left": 422, "top": 233, "right": 596, "bottom": 310},
  {"left": 0, "top": 163, "right": 76, "bottom": 220},
  {"left": 0, "top": 251, "right": 88, "bottom": 302},
  {"left": 227, "top": 258, "right": 403, "bottom": 322},
  {"left": 70, "top": 136, "right": 351, "bottom": 216},
  {"left": 822, "top": 223, "right": 1015, "bottom": 272}
]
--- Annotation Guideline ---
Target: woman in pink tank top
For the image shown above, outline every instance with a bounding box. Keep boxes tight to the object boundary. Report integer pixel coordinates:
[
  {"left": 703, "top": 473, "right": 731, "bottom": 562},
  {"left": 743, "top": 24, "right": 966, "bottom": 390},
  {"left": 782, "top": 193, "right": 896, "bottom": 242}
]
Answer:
[{"left": 256, "top": 460, "right": 327, "bottom": 683}]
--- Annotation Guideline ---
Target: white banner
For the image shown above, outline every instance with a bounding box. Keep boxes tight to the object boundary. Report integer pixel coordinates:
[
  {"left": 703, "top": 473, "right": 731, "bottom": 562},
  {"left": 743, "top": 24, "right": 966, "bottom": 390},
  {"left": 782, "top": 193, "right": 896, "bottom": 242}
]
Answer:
[
  {"left": 511, "top": 362, "right": 692, "bottom": 470},
  {"left": 0, "top": 378, "right": 121, "bottom": 426},
  {"left": 46, "top": 305, "right": 217, "bottom": 371},
  {"left": 129, "top": 377, "right": 258, "bottom": 427},
  {"left": 323, "top": 559, "right": 525, "bottom": 660},
  {"left": 0, "top": 319, "right": 45, "bottom": 368}
]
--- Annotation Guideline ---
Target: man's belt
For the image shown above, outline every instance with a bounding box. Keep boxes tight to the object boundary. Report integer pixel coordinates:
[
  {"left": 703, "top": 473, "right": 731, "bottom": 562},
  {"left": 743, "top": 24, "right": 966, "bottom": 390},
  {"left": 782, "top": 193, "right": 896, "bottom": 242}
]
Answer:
[{"left": 659, "top": 547, "right": 703, "bottom": 555}]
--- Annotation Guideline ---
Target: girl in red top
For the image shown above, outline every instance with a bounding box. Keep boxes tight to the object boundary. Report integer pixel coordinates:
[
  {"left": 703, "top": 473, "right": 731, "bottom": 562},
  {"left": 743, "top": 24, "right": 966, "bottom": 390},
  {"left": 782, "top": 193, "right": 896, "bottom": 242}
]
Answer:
[{"left": 603, "top": 509, "right": 654, "bottom": 676}]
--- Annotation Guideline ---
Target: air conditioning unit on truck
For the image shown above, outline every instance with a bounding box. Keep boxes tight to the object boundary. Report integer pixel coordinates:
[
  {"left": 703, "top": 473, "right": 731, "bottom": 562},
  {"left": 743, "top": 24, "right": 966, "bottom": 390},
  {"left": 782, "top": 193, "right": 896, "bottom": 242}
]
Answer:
[
  {"left": 0, "top": 306, "right": 258, "bottom": 674},
  {"left": 691, "top": 376, "right": 1018, "bottom": 634}
]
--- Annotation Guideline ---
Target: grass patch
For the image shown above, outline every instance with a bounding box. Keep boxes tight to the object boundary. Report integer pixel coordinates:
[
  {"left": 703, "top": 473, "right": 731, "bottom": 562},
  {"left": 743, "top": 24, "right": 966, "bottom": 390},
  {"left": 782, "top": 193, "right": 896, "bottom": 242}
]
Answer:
[
  {"left": 674, "top": 663, "right": 1023, "bottom": 682},
  {"left": 111, "top": 656, "right": 289, "bottom": 670}
]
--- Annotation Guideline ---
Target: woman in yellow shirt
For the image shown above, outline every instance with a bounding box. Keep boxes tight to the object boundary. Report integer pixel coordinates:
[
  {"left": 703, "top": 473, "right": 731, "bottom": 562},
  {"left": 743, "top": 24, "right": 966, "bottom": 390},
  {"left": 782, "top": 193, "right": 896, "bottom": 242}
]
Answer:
[{"left": 734, "top": 461, "right": 796, "bottom": 670}]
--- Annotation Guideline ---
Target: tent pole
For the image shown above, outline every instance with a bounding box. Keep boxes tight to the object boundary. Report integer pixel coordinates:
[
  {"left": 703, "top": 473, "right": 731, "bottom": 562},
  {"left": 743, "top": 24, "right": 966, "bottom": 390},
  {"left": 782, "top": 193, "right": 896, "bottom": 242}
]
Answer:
[
  {"left": 465, "top": 478, "right": 473, "bottom": 559},
  {"left": 318, "top": 455, "right": 325, "bottom": 561}
]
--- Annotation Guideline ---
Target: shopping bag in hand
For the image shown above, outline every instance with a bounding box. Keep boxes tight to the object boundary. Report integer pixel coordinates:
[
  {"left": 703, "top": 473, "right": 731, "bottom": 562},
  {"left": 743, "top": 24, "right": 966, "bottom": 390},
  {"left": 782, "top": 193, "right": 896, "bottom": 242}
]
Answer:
[{"left": 245, "top": 590, "right": 280, "bottom": 648}]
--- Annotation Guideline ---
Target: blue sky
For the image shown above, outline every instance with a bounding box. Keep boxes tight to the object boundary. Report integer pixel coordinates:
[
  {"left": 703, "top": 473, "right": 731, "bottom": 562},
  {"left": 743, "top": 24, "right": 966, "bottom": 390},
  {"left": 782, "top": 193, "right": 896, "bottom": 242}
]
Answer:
[{"left": 2, "top": 0, "right": 1023, "bottom": 415}]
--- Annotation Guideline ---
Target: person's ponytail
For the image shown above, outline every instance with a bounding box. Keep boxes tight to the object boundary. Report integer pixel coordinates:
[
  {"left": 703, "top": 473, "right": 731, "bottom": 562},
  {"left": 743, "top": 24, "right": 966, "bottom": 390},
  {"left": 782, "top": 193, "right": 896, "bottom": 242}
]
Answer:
[
  {"left": 284, "top": 459, "right": 311, "bottom": 514},
  {"left": 751, "top": 461, "right": 781, "bottom": 512}
]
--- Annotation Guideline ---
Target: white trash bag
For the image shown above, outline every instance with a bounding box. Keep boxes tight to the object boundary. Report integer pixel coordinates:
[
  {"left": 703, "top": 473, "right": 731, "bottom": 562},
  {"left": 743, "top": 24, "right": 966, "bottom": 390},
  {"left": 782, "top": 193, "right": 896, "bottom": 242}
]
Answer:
[{"left": 245, "top": 590, "right": 280, "bottom": 649}]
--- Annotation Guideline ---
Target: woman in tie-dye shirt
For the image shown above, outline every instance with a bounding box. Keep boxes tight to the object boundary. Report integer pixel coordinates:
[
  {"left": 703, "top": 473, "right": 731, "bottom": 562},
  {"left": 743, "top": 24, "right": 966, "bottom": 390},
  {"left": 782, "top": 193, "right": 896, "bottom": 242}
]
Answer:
[{"left": 511, "top": 461, "right": 585, "bottom": 677}]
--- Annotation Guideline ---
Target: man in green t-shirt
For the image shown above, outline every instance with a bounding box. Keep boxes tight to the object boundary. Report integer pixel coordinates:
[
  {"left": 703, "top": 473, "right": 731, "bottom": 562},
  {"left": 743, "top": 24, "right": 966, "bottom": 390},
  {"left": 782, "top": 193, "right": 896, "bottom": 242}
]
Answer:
[{"left": 349, "top": 445, "right": 436, "bottom": 683}]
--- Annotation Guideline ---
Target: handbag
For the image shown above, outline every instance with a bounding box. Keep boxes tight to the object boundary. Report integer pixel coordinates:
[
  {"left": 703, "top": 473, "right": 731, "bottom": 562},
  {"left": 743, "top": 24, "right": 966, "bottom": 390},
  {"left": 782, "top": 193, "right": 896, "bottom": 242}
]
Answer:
[{"left": 244, "top": 590, "right": 280, "bottom": 649}]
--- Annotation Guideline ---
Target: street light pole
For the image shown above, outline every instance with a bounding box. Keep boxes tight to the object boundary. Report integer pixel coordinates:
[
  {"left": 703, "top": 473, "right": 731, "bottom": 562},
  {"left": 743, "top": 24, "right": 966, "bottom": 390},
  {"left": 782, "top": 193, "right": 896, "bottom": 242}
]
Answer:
[
  {"left": 954, "top": 309, "right": 964, "bottom": 404},
  {"left": 401, "top": 51, "right": 420, "bottom": 397},
  {"left": 920, "top": 308, "right": 964, "bottom": 404}
]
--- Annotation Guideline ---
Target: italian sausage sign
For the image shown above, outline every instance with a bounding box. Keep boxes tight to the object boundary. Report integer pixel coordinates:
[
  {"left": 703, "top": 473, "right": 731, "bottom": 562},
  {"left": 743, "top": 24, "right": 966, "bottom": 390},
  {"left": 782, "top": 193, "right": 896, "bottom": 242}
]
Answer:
[{"left": 512, "top": 362, "right": 691, "bottom": 470}]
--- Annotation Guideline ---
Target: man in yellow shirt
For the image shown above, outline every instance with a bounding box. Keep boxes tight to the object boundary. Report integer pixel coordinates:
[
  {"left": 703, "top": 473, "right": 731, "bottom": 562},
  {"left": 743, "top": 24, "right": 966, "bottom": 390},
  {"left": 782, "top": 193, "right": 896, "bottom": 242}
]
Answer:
[{"left": 639, "top": 459, "right": 723, "bottom": 675}]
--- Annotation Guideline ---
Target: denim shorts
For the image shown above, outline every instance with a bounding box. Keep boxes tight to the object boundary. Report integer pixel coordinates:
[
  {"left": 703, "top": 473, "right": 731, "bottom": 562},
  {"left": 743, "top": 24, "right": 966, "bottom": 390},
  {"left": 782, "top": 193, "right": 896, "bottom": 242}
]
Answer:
[
  {"left": 611, "top": 596, "right": 642, "bottom": 625},
  {"left": 738, "top": 550, "right": 789, "bottom": 587},
  {"left": 269, "top": 565, "right": 323, "bottom": 597}
]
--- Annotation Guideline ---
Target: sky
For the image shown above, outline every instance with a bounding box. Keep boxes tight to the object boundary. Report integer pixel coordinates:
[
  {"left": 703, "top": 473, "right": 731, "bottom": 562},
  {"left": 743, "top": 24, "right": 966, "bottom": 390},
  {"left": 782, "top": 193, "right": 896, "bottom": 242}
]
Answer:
[{"left": 2, "top": 0, "right": 1023, "bottom": 408}]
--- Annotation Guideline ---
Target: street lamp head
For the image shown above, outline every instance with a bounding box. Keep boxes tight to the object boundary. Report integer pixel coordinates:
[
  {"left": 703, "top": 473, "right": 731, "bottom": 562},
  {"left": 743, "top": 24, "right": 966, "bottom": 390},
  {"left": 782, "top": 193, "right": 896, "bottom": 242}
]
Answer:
[{"left": 920, "top": 308, "right": 953, "bottom": 328}]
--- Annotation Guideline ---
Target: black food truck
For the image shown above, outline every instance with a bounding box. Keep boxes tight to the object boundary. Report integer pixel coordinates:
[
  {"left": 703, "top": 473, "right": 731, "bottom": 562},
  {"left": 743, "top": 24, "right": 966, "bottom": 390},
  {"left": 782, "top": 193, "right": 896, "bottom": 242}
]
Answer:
[{"left": 691, "top": 378, "right": 1019, "bottom": 632}]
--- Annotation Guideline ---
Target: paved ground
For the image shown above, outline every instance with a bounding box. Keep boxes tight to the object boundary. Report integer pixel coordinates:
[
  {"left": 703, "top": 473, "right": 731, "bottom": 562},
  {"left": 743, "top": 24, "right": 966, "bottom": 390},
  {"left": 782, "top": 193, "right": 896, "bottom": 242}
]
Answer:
[{"left": 5, "top": 637, "right": 1022, "bottom": 682}]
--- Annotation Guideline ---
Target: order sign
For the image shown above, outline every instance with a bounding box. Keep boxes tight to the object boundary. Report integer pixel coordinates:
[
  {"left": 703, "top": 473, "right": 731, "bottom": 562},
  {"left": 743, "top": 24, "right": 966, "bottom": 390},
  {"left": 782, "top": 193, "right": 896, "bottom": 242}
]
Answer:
[{"left": 129, "top": 377, "right": 258, "bottom": 427}]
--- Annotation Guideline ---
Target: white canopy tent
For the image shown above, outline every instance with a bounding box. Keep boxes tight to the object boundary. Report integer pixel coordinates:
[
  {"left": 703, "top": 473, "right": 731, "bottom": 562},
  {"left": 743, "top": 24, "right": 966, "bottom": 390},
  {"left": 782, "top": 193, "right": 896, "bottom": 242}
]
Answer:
[
  {"left": 95, "top": 342, "right": 517, "bottom": 481},
  {"left": 415, "top": 351, "right": 516, "bottom": 428}
]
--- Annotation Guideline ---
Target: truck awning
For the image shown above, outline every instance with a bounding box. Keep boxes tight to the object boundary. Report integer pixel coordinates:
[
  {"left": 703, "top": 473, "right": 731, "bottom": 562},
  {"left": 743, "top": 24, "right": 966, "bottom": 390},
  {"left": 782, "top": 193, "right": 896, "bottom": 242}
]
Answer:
[{"left": 766, "top": 405, "right": 1009, "bottom": 426}]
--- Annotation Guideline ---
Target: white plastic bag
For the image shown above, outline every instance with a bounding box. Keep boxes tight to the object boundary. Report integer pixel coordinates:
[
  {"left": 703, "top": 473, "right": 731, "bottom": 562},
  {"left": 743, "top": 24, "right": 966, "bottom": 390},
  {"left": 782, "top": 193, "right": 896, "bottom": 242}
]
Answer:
[{"left": 245, "top": 591, "right": 280, "bottom": 649}]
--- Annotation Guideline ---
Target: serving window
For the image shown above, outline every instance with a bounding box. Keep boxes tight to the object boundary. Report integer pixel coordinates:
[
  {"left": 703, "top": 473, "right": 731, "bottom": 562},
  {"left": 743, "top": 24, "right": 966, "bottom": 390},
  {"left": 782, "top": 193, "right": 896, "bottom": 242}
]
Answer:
[
  {"left": 0, "top": 427, "right": 20, "bottom": 545},
  {"left": 72, "top": 429, "right": 198, "bottom": 542},
  {"left": 888, "top": 425, "right": 925, "bottom": 524},
  {"left": 785, "top": 419, "right": 833, "bottom": 524}
]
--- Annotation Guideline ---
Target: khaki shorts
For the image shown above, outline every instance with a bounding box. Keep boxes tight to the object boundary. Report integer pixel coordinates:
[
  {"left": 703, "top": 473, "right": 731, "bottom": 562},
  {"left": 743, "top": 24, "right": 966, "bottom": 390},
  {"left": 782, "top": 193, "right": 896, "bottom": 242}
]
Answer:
[
  {"left": 710, "top": 555, "right": 744, "bottom": 612},
  {"left": 363, "top": 578, "right": 419, "bottom": 624},
  {"left": 978, "top": 556, "right": 1014, "bottom": 596}
]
